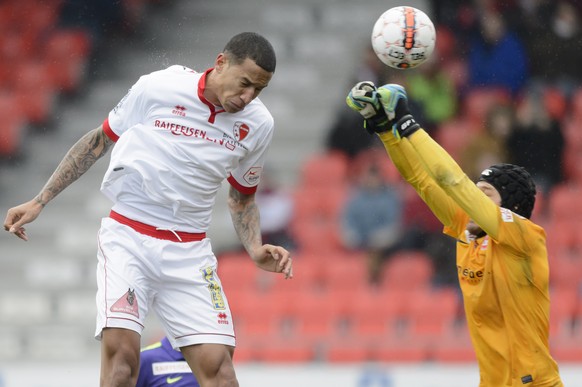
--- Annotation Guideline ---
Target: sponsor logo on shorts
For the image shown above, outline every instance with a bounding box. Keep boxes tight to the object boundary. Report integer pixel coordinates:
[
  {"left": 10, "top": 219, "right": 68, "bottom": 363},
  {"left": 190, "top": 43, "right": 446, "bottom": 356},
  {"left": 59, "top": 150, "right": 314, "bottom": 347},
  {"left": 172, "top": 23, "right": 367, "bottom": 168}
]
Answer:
[
  {"left": 200, "top": 267, "right": 226, "bottom": 310},
  {"left": 217, "top": 312, "right": 229, "bottom": 325},
  {"left": 110, "top": 288, "right": 140, "bottom": 318}
]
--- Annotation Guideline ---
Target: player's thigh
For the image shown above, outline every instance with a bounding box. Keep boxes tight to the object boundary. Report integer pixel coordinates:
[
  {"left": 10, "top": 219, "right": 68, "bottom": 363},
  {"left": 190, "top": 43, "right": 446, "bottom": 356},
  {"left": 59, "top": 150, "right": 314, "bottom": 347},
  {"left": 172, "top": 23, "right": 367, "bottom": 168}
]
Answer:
[
  {"left": 181, "top": 343, "right": 237, "bottom": 384},
  {"left": 154, "top": 240, "right": 236, "bottom": 347},
  {"left": 101, "top": 328, "right": 141, "bottom": 367}
]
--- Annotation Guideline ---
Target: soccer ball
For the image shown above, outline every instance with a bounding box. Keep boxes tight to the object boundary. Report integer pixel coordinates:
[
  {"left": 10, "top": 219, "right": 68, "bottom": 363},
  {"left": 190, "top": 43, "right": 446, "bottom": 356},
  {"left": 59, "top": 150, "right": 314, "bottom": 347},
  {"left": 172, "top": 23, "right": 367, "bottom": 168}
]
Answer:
[{"left": 371, "top": 6, "right": 436, "bottom": 69}]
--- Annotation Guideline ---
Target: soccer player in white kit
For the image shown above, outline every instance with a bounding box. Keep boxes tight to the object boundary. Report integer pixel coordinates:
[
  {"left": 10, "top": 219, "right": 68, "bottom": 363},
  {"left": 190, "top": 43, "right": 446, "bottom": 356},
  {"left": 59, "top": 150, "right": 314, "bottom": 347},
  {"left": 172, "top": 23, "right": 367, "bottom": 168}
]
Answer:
[{"left": 4, "top": 32, "right": 293, "bottom": 387}]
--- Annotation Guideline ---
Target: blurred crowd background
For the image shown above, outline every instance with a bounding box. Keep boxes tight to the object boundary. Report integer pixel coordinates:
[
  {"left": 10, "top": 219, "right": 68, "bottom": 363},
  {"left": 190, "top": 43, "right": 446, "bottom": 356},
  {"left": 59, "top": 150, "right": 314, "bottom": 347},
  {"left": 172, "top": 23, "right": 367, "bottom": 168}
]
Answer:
[{"left": 0, "top": 0, "right": 581, "bottom": 370}]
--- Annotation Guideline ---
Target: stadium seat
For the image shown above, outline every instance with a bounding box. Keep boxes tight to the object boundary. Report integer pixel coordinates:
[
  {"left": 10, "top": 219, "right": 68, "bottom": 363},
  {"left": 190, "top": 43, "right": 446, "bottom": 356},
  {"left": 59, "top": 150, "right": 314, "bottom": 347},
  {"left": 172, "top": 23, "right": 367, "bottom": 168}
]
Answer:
[
  {"left": 321, "top": 255, "right": 368, "bottom": 290},
  {"left": 434, "top": 118, "right": 478, "bottom": 160},
  {"left": 344, "top": 287, "right": 406, "bottom": 340},
  {"left": 298, "top": 151, "right": 349, "bottom": 189},
  {"left": 549, "top": 252, "right": 582, "bottom": 293},
  {"left": 462, "top": 87, "right": 511, "bottom": 127},
  {"left": 287, "top": 291, "right": 342, "bottom": 343},
  {"left": 549, "top": 287, "right": 578, "bottom": 338},
  {"left": 325, "top": 338, "right": 371, "bottom": 362},
  {"left": 431, "top": 324, "right": 476, "bottom": 362},
  {"left": 231, "top": 292, "right": 285, "bottom": 339},
  {"left": 404, "top": 287, "right": 460, "bottom": 341},
  {"left": 217, "top": 254, "right": 259, "bottom": 291},
  {"left": 379, "top": 250, "right": 435, "bottom": 291},
  {"left": 0, "top": 92, "right": 26, "bottom": 157},
  {"left": 43, "top": 28, "right": 92, "bottom": 93},
  {"left": 291, "top": 218, "right": 343, "bottom": 254},
  {"left": 551, "top": 328, "right": 582, "bottom": 363},
  {"left": 543, "top": 87, "right": 567, "bottom": 121},
  {"left": 370, "top": 333, "right": 430, "bottom": 362},
  {"left": 256, "top": 339, "right": 315, "bottom": 362},
  {"left": 13, "top": 60, "right": 57, "bottom": 125}
]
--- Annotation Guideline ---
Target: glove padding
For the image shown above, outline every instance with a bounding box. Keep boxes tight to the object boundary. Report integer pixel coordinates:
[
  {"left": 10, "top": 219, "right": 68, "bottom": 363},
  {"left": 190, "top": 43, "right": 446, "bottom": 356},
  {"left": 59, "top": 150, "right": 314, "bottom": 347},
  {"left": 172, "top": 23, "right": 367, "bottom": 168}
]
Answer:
[
  {"left": 346, "top": 81, "right": 390, "bottom": 134},
  {"left": 376, "top": 84, "right": 420, "bottom": 139}
]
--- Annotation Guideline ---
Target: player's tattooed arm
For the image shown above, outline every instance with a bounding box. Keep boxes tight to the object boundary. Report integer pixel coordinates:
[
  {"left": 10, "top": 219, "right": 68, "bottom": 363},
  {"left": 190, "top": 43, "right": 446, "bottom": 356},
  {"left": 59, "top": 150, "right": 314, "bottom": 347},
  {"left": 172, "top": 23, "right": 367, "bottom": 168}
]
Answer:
[
  {"left": 35, "top": 125, "right": 113, "bottom": 207},
  {"left": 227, "top": 186, "right": 263, "bottom": 256}
]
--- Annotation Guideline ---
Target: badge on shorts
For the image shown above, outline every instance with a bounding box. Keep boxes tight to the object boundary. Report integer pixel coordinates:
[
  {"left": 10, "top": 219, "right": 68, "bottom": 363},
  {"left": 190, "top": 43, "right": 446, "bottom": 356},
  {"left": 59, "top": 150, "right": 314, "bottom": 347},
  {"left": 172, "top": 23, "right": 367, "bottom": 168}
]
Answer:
[
  {"left": 201, "top": 267, "right": 226, "bottom": 310},
  {"left": 110, "top": 288, "right": 140, "bottom": 318}
]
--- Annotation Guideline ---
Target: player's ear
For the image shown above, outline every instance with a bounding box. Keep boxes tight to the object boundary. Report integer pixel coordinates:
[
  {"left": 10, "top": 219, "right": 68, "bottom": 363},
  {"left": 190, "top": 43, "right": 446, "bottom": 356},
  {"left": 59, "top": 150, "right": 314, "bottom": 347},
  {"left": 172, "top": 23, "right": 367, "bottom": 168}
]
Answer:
[{"left": 214, "top": 53, "right": 227, "bottom": 72}]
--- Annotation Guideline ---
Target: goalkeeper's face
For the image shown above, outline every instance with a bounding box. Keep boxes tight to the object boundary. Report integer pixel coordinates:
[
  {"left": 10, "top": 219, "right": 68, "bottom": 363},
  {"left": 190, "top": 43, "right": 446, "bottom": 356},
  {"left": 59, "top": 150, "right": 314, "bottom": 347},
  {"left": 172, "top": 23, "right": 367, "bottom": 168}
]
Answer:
[{"left": 467, "top": 182, "right": 502, "bottom": 235}]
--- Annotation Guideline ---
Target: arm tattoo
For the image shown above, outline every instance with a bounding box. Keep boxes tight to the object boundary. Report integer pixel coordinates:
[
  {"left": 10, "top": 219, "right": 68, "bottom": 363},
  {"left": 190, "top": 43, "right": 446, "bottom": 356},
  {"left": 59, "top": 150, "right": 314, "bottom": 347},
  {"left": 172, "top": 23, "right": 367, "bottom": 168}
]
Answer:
[
  {"left": 36, "top": 127, "right": 113, "bottom": 206},
  {"left": 228, "top": 187, "right": 262, "bottom": 254}
]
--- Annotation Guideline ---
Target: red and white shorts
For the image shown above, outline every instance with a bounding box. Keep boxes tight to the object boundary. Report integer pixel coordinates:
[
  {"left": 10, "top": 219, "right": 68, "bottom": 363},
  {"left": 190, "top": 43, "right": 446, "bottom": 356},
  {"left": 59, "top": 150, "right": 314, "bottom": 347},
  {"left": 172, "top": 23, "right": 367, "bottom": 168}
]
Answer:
[{"left": 94, "top": 214, "right": 235, "bottom": 349}]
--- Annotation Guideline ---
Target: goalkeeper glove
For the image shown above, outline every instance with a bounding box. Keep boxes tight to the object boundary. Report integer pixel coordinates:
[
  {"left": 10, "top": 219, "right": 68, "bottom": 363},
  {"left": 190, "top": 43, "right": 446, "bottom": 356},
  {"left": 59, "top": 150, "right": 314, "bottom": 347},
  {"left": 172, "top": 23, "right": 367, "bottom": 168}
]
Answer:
[
  {"left": 376, "top": 84, "right": 420, "bottom": 139},
  {"left": 346, "top": 81, "right": 390, "bottom": 134}
]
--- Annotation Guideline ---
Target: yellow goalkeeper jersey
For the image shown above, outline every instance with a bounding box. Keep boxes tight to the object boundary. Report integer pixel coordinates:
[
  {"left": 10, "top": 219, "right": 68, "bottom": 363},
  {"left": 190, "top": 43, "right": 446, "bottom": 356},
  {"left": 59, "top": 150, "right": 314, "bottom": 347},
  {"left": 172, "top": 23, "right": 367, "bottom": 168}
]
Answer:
[{"left": 378, "top": 129, "right": 563, "bottom": 387}]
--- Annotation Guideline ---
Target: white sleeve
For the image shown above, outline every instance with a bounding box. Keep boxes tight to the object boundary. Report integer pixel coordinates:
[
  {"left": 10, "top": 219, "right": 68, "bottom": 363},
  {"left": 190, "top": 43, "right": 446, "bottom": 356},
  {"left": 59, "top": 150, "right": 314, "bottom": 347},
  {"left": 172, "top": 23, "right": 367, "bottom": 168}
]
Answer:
[
  {"left": 105, "top": 74, "right": 150, "bottom": 139},
  {"left": 227, "top": 123, "right": 274, "bottom": 195}
]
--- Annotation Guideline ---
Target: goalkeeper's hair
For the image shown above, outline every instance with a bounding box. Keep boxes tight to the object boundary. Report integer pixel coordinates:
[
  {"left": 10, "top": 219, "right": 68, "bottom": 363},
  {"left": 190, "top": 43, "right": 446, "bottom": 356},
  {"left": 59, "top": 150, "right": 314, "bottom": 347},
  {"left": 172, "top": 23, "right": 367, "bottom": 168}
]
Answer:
[{"left": 223, "top": 32, "right": 276, "bottom": 73}]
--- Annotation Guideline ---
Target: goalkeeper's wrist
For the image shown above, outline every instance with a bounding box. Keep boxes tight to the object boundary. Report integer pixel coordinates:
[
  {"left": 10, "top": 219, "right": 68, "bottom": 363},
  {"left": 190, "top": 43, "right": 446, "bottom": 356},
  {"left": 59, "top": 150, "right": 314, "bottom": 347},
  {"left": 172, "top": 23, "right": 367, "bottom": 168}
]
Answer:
[{"left": 393, "top": 114, "right": 420, "bottom": 138}]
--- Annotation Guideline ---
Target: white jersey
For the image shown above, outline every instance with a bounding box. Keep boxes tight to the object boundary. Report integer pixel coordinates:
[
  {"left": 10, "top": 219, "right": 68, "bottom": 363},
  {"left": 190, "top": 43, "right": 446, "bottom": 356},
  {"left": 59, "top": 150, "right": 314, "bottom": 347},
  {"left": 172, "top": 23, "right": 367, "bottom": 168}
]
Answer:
[{"left": 100, "top": 65, "right": 274, "bottom": 232}]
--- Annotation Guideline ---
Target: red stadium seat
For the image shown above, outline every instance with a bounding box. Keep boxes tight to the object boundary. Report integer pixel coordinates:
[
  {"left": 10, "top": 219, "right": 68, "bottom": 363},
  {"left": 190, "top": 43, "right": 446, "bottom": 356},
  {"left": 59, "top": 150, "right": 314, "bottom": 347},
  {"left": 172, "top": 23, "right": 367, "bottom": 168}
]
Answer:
[
  {"left": 434, "top": 118, "right": 478, "bottom": 160},
  {"left": 344, "top": 287, "right": 406, "bottom": 340},
  {"left": 370, "top": 333, "right": 430, "bottom": 362},
  {"left": 325, "top": 338, "right": 371, "bottom": 362},
  {"left": 404, "top": 287, "right": 460, "bottom": 341},
  {"left": 0, "top": 92, "right": 26, "bottom": 157},
  {"left": 462, "top": 87, "right": 511, "bottom": 127},
  {"left": 549, "top": 287, "right": 578, "bottom": 338},
  {"left": 298, "top": 151, "right": 349, "bottom": 188},
  {"left": 431, "top": 324, "right": 476, "bottom": 362},
  {"left": 43, "top": 29, "right": 92, "bottom": 93},
  {"left": 380, "top": 250, "right": 435, "bottom": 291},
  {"left": 217, "top": 254, "right": 259, "bottom": 292},
  {"left": 321, "top": 256, "right": 368, "bottom": 290}
]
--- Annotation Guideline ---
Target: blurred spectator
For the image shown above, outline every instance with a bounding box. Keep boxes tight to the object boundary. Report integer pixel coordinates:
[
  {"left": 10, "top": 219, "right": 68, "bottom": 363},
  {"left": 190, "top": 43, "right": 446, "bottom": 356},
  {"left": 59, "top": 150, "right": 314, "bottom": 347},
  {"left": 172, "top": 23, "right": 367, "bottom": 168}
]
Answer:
[
  {"left": 326, "top": 45, "right": 390, "bottom": 159},
  {"left": 58, "top": 0, "right": 126, "bottom": 45},
  {"left": 524, "top": 1, "right": 582, "bottom": 96},
  {"left": 507, "top": 90, "right": 565, "bottom": 194},
  {"left": 340, "top": 161, "right": 403, "bottom": 284},
  {"left": 255, "top": 169, "right": 296, "bottom": 251},
  {"left": 407, "top": 54, "right": 458, "bottom": 134},
  {"left": 460, "top": 104, "right": 514, "bottom": 180},
  {"left": 466, "top": 10, "right": 529, "bottom": 95},
  {"left": 399, "top": 188, "right": 458, "bottom": 287}
]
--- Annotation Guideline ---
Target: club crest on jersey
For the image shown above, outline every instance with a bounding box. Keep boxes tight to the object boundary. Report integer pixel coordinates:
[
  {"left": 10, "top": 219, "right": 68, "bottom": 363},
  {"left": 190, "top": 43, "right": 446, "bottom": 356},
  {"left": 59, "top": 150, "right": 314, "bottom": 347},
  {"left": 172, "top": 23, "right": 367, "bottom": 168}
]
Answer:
[
  {"left": 172, "top": 105, "right": 187, "bottom": 117},
  {"left": 233, "top": 121, "right": 250, "bottom": 141}
]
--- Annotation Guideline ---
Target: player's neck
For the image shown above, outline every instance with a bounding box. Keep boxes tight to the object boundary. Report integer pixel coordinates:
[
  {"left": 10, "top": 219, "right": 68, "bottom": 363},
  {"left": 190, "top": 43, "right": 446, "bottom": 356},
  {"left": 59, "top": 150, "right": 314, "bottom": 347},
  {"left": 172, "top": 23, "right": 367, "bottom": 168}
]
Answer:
[{"left": 203, "top": 69, "right": 222, "bottom": 107}]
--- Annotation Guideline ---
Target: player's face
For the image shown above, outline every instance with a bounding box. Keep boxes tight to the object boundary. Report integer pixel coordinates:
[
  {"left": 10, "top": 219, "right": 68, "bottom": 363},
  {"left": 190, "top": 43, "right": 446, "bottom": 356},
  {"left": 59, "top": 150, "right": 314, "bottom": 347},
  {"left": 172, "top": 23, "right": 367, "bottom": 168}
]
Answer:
[
  {"left": 212, "top": 53, "right": 272, "bottom": 113},
  {"left": 467, "top": 181, "right": 502, "bottom": 235}
]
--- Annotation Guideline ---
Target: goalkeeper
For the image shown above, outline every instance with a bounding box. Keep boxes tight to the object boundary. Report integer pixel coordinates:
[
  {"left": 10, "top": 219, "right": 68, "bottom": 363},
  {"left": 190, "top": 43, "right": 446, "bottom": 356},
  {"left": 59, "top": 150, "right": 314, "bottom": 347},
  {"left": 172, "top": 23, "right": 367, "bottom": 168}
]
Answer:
[{"left": 347, "top": 82, "right": 563, "bottom": 387}]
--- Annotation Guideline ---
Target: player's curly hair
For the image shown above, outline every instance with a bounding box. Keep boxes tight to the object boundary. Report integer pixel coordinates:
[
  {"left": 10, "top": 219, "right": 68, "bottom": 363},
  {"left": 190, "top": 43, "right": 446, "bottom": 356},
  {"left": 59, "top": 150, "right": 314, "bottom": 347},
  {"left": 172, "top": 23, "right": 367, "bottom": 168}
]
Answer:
[
  {"left": 223, "top": 32, "right": 276, "bottom": 73},
  {"left": 478, "top": 163, "right": 537, "bottom": 219}
]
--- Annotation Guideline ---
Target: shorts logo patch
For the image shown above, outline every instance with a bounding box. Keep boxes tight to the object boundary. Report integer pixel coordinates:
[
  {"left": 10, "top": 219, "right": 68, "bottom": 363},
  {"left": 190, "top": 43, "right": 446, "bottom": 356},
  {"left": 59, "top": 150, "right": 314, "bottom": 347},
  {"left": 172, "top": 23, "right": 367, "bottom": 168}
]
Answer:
[
  {"left": 521, "top": 374, "right": 533, "bottom": 384},
  {"left": 201, "top": 267, "right": 226, "bottom": 310},
  {"left": 217, "top": 312, "right": 229, "bottom": 324},
  {"left": 110, "top": 288, "right": 140, "bottom": 317}
]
